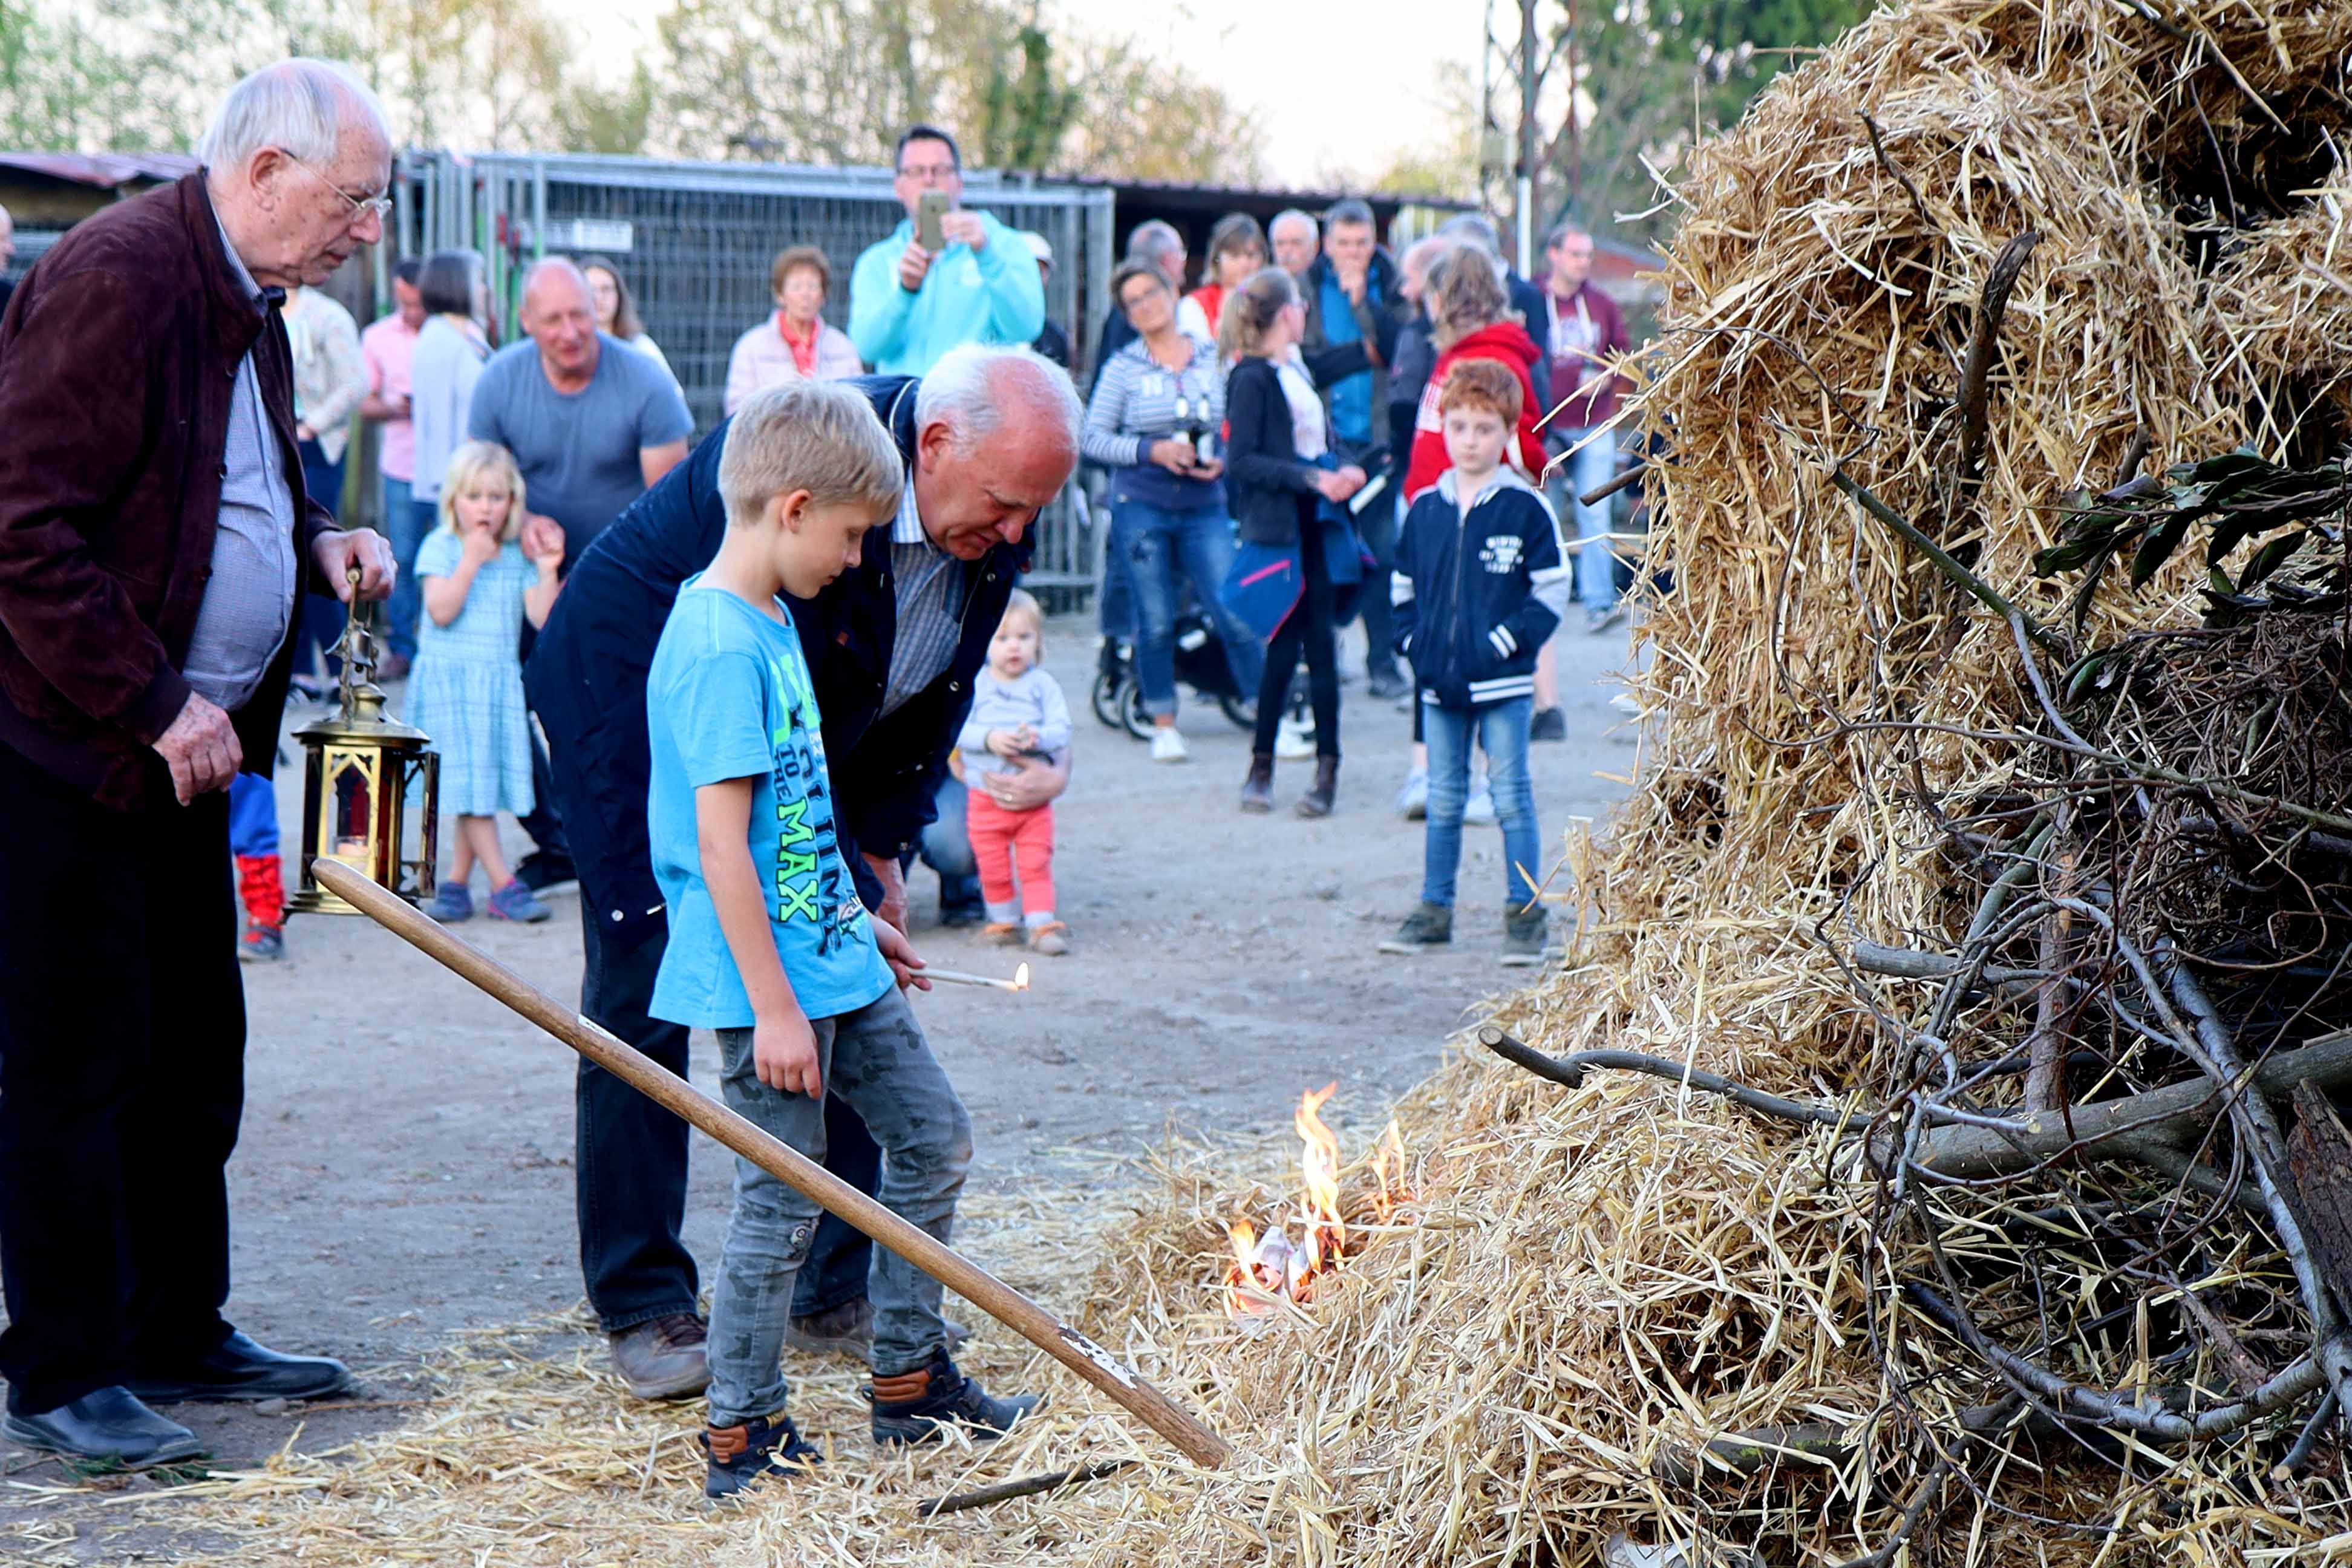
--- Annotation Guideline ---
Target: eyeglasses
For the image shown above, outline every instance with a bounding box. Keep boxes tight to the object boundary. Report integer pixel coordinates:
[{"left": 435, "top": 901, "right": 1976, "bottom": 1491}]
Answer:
[
  {"left": 279, "top": 149, "right": 393, "bottom": 225},
  {"left": 896, "top": 162, "right": 958, "bottom": 182}
]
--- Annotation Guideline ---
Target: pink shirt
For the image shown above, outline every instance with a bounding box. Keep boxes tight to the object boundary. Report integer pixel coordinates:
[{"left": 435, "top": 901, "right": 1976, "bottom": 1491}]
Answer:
[{"left": 361, "top": 312, "right": 421, "bottom": 482}]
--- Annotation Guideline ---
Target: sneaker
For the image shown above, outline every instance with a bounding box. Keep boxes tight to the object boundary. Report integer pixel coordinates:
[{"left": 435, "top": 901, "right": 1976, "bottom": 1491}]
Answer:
[
  {"left": 1394, "top": 767, "right": 1428, "bottom": 821},
  {"left": 980, "top": 921, "right": 1024, "bottom": 946},
  {"left": 610, "top": 1313, "right": 709, "bottom": 1401},
  {"left": 785, "top": 1298, "right": 972, "bottom": 1368},
  {"left": 486, "top": 878, "right": 552, "bottom": 923},
  {"left": 1465, "top": 775, "right": 1498, "bottom": 827},
  {"left": 938, "top": 903, "right": 985, "bottom": 930},
  {"left": 1501, "top": 908, "right": 1549, "bottom": 967},
  {"left": 1585, "top": 603, "right": 1628, "bottom": 635},
  {"left": 702, "top": 1411, "right": 823, "bottom": 1498},
  {"left": 1610, "top": 691, "right": 1645, "bottom": 717},
  {"left": 1377, "top": 901, "right": 1452, "bottom": 954},
  {"left": 238, "top": 921, "right": 286, "bottom": 962},
  {"left": 1366, "top": 665, "right": 1410, "bottom": 701},
  {"left": 1149, "top": 727, "right": 1189, "bottom": 763},
  {"left": 869, "top": 1350, "right": 1038, "bottom": 1447},
  {"left": 1274, "top": 714, "right": 1316, "bottom": 760},
  {"left": 1027, "top": 920, "right": 1071, "bottom": 956},
  {"left": 1528, "top": 706, "right": 1567, "bottom": 742},
  {"left": 427, "top": 883, "right": 474, "bottom": 923}
]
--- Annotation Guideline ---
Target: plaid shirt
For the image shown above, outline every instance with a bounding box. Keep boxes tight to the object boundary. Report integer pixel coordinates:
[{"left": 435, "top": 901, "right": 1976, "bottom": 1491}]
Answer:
[{"left": 881, "top": 483, "right": 965, "bottom": 718}]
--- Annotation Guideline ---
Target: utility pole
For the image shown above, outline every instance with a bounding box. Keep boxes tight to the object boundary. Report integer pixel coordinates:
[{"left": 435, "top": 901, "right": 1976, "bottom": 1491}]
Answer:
[
  {"left": 1517, "top": 0, "right": 1538, "bottom": 272},
  {"left": 1483, "top": 0, "right": 1556, "bottom": 275}
]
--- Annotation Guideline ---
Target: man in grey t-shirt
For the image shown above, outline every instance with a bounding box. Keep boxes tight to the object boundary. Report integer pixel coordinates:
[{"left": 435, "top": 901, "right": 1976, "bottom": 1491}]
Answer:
[
  {"left": 467, "top": 257, "right": 691, "bottom": 887},
  {"left": 468, "top": 258, "right": 691, "bottom": 572}
]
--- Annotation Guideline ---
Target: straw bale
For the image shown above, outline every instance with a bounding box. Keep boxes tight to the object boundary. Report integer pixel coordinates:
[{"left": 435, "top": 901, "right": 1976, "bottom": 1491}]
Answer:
[{"left": 96, "top": 4, "right": 2352, "bottom": 1564}]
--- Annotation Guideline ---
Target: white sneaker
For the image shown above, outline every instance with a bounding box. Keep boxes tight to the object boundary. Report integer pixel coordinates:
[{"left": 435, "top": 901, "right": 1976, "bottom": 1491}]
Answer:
[
  {"left": 1149, "top": 727, "right": 1189, "bottom": 763},
  {"left": 1274, "top": 715, "right": 1316, "bottom": 760},
  {"left": 1394, "top": 767, "right": 1428, "bottom": 820},
  {"left": 1465, "top": 774, "right": 1498, "bottom": 826}
]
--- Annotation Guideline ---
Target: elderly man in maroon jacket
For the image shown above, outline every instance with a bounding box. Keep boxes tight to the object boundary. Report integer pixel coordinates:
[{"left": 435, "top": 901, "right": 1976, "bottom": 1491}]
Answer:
[{"left": 0, "top": 59, "right": 397, "bottom": 1468}]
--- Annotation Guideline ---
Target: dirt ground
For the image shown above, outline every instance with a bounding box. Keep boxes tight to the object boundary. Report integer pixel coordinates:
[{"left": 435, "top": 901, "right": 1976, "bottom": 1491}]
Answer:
[{"left": 0, "top": 615, "right": 1632, "bottom": 1560}]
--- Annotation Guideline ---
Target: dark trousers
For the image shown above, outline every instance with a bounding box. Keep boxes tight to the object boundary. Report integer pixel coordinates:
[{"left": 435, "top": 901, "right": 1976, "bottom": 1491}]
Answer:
[
  {"left": 1354, "top": 488, "right": 1402, "bottom": 679},
  {"left": 0, "top": 743, "right": 243, "bottom": 1415},
  {"left": 1252, "top": 519, "right": 1341, "bottom": 760},
  {"left": 575, "top": 906, "right": 877, "bottom": 1331},
  {"left": 298, "top": 440, "right": 350, "bottom": 682}
]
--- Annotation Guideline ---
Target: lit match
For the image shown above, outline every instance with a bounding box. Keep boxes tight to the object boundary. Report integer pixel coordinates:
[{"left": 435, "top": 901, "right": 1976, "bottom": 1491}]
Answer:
[{"left": 918, "top": 962, "right": 1031, "bottom": 992}]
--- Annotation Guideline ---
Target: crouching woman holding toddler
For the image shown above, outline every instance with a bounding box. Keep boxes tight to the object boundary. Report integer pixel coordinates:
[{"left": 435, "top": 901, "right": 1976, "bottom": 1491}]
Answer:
[{"left": 643, "top": 382, "right": 1037, "bottom": 1497}]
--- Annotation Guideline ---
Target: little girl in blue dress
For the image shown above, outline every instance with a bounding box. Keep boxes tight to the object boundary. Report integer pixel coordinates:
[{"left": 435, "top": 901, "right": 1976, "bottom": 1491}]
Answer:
[{"left": 407, "top": 440, "right": 565, "bottom": 923}]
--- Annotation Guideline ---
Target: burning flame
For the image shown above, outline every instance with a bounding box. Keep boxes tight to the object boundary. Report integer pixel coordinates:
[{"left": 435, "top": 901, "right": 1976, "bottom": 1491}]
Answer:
[
  {"left": 1223, "top": 1086, "right": 1411, "bottom": 1327},
  {"left": 1014, "top": 962, "right": 1031, "bottom": 991}
]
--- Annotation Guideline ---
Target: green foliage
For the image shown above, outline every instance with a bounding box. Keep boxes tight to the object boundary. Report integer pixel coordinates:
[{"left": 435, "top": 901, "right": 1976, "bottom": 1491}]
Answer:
[
  {"left": 1558, "top": 0, "right": 1872, "bottom": 246},
  {"left": 2033, "top": 451, "right": 2352, "bottom": 630},
  {"left": 976, "top": 25, "right": 1078, "bottom": 172}
]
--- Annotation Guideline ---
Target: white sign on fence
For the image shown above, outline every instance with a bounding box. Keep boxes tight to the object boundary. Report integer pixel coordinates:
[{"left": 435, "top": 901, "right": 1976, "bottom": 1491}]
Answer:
[{"left": 551, "top": 218, "right": 635, "bottom": 253}]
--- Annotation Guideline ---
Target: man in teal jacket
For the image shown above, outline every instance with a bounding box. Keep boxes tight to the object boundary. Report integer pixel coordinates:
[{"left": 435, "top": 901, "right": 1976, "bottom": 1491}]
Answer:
[{"left": 849, "top": 125, "right": 1045, "bottom": 376}]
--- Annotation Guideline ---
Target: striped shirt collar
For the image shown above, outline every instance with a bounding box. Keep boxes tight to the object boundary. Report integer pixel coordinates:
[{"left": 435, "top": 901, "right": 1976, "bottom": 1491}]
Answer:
[{"left": 892, "top": 476, "right": 933, "bottom": 548}]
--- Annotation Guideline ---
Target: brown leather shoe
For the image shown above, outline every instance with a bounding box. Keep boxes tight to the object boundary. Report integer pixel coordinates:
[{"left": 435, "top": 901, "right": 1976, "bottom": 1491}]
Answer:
[
  {"left": 610, "top": 1313, "right": 709, "bottom": 1400},
  {"left": 1295, "top": 756, "right": 1338, "bottom": 818},
  {"left": 1239, "top": 752, "right": 1274, "bottom": 813}
]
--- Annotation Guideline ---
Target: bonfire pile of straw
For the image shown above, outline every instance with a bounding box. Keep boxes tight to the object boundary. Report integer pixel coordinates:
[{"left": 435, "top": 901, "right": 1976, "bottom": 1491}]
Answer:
[{"left": 39, "top": 3, "right": 2352, "bottom": 1565}]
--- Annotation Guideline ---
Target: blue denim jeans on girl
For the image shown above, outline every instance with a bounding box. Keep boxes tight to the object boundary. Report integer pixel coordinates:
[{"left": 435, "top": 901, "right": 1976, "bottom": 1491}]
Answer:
[
  {"left": 1111, "top": 498, "right": 1265, "bottom": 717},
  {"left": 1422, "top": 696, "right": 1541, "bottom": 911},
  {"left": 705, "top": 985, "right": 972, "bottom": 1426}
]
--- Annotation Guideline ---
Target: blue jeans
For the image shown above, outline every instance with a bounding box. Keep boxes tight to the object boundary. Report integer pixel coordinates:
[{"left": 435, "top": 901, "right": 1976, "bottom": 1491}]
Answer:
[
  {"left": 1549, "top": 429, "right": 1621, "bottom": 612},
  {"left": 707, "top": 987, "right": 973, "bottom": 1422},
  {"left": 909, "top": 773, "right": 983, "bottom": 920},
  {"left": 1112, "top": 498, "right": 1263, "bottom": 716},
  {"left": 1422, "top": 697, "right": 1540, "bottom": 911},
  {"left": 382, "top": 475, "right": 421, "bottom": 658},
  {"left": 1098, "top": 540, "right": 1135, "bottom": 642},
  {"left": 226, "top": 771, "right": 278, "bottom": 858}
]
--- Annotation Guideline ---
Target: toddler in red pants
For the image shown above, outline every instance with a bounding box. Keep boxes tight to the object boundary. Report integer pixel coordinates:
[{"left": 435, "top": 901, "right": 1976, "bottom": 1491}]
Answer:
[{"left": 958, "top": 590, "right": 1073, "bottom": 955}]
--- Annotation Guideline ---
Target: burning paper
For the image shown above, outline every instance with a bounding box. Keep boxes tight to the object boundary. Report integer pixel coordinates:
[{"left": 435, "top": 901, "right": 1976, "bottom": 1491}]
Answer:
[{"left": 1222, "top": 1085, "right": 1410, "bottom": 1333}]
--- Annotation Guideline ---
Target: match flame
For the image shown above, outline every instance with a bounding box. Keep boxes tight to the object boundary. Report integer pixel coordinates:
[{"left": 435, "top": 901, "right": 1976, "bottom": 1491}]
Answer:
[
  {"left": 1222, "top": 1085, "right": 1412, "bottom": 1328},
  {"left": 1014, "top": 962, "right": 1031, "bottom": 991}
]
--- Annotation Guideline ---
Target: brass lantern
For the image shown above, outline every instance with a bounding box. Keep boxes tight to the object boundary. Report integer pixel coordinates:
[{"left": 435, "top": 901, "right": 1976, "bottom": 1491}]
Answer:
[{"left": 289, "top": 575, "right": 439, "bottom": 915}]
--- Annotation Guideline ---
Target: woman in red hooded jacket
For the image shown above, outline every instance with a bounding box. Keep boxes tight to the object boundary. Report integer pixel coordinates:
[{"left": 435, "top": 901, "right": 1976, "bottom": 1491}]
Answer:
[{"left": 1402, "top": 248, "right": 1549, "bottom": 500}]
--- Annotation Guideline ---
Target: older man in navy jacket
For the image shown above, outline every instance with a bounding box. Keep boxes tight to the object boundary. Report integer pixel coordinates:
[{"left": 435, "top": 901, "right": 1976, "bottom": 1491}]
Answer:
[{"left": 526, "top": 345, "right": 1079, "bottom": 1399}]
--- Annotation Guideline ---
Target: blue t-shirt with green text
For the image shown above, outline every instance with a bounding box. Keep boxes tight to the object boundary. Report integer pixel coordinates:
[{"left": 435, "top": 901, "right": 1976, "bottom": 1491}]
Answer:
[{"left": 645, "top": 578, "right": 893, "bottom": 1029}]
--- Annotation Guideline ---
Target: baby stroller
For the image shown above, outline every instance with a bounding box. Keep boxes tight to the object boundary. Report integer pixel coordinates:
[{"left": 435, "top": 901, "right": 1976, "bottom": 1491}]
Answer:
[{"left": 1092, "top": 607, "right": 1257, "bottom": 741}]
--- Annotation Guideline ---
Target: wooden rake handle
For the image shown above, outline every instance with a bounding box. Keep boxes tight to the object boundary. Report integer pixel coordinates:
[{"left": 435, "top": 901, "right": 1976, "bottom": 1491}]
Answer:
[{"left": 313, "top": 860, "right": 1230, "bottom": 1469}]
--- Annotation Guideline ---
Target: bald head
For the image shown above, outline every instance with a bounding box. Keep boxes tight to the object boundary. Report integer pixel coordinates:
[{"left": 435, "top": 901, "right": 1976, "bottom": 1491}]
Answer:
[
  {"left": 911, "top": 345, "right": 1081, "bottom": 561},
  {"left": 520, "top": 258, "right": 599, "bottom": 387}
]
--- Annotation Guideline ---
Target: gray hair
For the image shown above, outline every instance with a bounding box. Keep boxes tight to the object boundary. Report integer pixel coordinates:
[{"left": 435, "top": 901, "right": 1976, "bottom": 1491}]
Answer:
[
  {"left": 1438, "top": 213, "right": 1503, "bottom": 256},
  {"left": 1126, "top": 220, "right": 1183, "bottom": 264},
  {"left": 1546, "top": 218, "right": 1592, "bottom": 249},
  {"left": 1269, "top": 208, "right": 1318, "bottom": 244},
  {"left": 719, "top": 379, "right": 904, "bottom": 529},
  {"left": 914, "top": 344, "right": 1082, "bottom": 456},
  {"left": 197, "top": 57, "right": 389, "bottom": 172},
  {"left": 1324, "top": 197, "right": 1374, "bottom": 230}
]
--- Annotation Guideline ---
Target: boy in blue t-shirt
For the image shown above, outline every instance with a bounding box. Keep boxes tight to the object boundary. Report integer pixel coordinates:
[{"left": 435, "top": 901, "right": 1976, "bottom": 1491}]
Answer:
[{"left": 644, "top": 381, "right": 1036, "bottom": 1499}]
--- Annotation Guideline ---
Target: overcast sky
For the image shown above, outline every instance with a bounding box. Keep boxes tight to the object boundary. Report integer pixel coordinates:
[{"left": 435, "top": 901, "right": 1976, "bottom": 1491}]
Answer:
[{"left": 570, "top": 0, "right": 1484, "bottom": 187}]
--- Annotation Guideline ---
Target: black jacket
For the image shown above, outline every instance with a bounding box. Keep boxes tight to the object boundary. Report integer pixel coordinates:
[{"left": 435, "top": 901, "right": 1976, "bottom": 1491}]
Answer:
[
  {"left": 1224, "top": 354, "right": 1324, "bottom": 548},
  {"left": 525, "top": 376, "right": 1030, "bottom": 947},
  {"left": 1392, "top": 470, "right": 1569, "bottom": 708},
  {"left": 1505, "top": 269, "right": 1553, "bottom": 410}
]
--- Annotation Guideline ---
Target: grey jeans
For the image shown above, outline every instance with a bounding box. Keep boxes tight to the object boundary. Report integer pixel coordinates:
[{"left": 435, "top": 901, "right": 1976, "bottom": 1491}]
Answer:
[{"left": 707, "top": 985, "right": 973, "bottom": 1425}]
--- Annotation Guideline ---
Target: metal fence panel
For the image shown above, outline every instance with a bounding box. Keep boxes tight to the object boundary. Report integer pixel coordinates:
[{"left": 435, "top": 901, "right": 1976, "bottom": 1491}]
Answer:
[{"left": 399, "top": 151, "right": 1113, "bottom": 593}]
